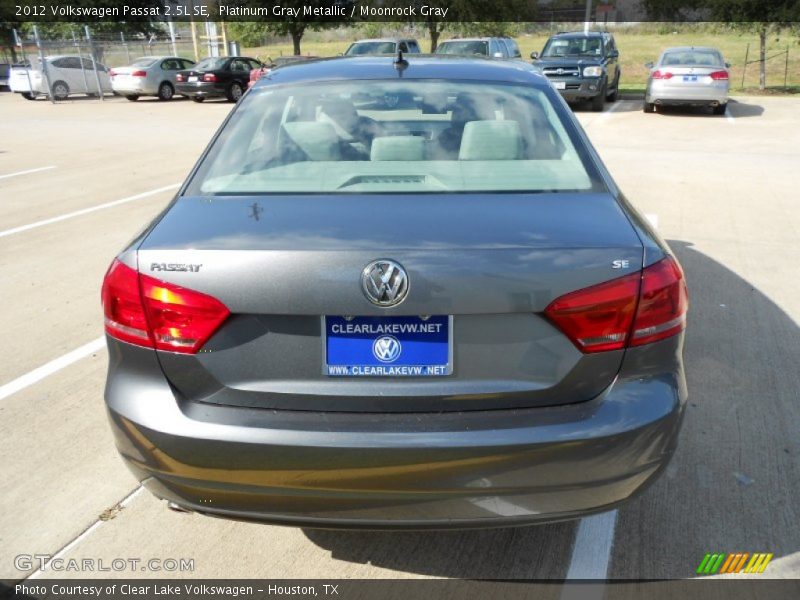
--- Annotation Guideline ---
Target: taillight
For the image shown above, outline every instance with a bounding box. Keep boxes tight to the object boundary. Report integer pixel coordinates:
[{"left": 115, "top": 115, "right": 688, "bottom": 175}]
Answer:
[
  {"left": 108, "top": 69, "right": 116, "bottom": 77},
  {"left": 202, "top": 73, "right": 217, "bottom": 82},
  {"left": 709, "top": 70, "right": 729, "bottom": 80},
  {"left": 630, "top": 257, "right": 688, "bottom": 346},
  {"left": 176, "top": 73, "right": 184, "bottom": 82},
  {"left": 101, "top": 259, "right": 229, "bottom": 354},
  {"left": 544, "top": 272, "right": 640, "bottom": 353},
  {"left": 545, "top": 256, "right": 688, "bottom": 353},
  {"left": 651, "top": 70, "right": 673, "bottom": 80},
  {"left": 131, "top": 70, "right": 147, "bottom": 78}
]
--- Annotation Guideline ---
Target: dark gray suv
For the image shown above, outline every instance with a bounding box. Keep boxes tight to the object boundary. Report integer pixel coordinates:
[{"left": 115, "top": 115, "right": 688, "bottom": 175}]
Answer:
[
  {"left": 102, "top": 56, "right": 687, "bottom": 529},
  {"left": 533, "top": 31, "right": 621, "bottom": 111}
]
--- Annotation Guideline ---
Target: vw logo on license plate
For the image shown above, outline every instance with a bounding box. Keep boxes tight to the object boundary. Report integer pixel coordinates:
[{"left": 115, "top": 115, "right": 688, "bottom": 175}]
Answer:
[{"left": 373, "top": 335, "right": 402, "bottom": 363}]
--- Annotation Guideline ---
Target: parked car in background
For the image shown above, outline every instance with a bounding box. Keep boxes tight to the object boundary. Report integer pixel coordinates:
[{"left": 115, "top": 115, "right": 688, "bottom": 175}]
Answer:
[
  {"left": 435, "top": 37, "right": 521, "bottom": 59},
  {"left": 248, "top": 55, "right": 318, "bottom": 88},
  {"left": 532, "top": 31, "right": 621, "bottom": 111},
  {"left": 102, "top": 55, "right": 688, "bottom": 529},
  {"left": 9, "top": 55, "right": 111, "bottom": 100},
  {"left": 110, "top": 56, "right": 195, "bottom": 101},
  {"left": 644, "top": 46, "right": 730, "bottom": 114},
  {"left": 175, "top": 56, "right": 262, "bottom": 102},
  {"left": 0, "top": 63, "right": 10, "bottom": 89},
  {"left": 344, "top": 38, "right": 421, "bottom": 56}
]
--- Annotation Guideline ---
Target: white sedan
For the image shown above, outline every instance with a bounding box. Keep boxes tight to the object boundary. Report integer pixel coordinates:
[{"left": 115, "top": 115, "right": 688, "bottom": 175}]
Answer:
[
  {"left": 9, "top": 54, "right": 111, "bottom": 100},
  {"left": 110, "top": 56, "right": 195, "bottom": 101},
  {"left": 644, "top": 46, "right": 730, "bottom": 115}
]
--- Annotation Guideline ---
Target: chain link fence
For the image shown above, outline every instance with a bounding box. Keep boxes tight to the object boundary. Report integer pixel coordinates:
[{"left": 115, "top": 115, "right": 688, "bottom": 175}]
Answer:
[{"left": 9, "top": 25, "right": 230, "bottom": 102}]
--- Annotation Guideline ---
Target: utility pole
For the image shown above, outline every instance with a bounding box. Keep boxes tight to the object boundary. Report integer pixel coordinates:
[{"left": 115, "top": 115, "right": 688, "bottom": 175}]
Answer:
[{"left": 584, "top": 0, "right": 592, "bottom": 34}]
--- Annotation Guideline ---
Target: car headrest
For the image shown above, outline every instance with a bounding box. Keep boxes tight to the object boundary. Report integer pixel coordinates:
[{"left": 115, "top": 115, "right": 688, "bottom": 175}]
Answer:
[
  {"left": 458, "top": 120, "right": 523, "bottom": 161},
  {"left": 282, "top": 121, "right": 340, "bottom": 161},
  {"left": 370, "top": 136, "right": 425, "bottom": 161}
]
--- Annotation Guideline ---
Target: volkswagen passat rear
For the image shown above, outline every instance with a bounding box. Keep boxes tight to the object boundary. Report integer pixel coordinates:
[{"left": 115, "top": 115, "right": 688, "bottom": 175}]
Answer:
[{"left": 102, "top": 56, "right": 688, "bottom": 528}]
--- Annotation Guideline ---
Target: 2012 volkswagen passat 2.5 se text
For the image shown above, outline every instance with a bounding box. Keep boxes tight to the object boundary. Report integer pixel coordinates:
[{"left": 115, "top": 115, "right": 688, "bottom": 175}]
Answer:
[{"left": 102, "top": 55, "right": 688, "bottom": 529}]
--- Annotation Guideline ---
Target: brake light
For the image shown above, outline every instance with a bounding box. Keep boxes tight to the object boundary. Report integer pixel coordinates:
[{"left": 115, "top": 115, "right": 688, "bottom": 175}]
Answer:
[
  {"left": 131, "top": 70, "right": 147, "bottom": 78},
  {"left": 651, "top": 70, "right": 673, "bottom": 80},
  {"left": 545, "top": 257, "right": 687, "bottom": 353},
  {"left": 630, "top": 257, "right": 688, "bottom": 346},
  {"left": 202, "top": 73, "right": 217, "bottom": 82},
  {"left": 101, "top": 259, "right": 230, "bottom": 354},
  {"left": 709, "top": 70, "right": 729, "bottom": 80},
  {"left": 176, "top": 73, "right": 184, "bottom": 82},
  {"left": 108, "top": 69, "right": 116, "bottom": 77}
]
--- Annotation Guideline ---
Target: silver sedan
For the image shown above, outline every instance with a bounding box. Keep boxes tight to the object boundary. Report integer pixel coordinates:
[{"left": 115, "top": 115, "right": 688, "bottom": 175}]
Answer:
[
  {"left": 644, "top": 46, "right": 730, "bottom": 114},
  {"left": 110, "top": 56, "right": 195, "bottom": 101}
]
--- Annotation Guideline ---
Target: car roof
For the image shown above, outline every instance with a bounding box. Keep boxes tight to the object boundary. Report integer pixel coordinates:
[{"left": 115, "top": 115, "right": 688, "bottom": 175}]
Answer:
[
  {"left": 254, "top": 55, "right": 547, "bottom": 87},
  {"left": 550, "top": 31, "right": 608, "bottom": 39},
  {"left": 350, "top": 38, "right": 415, "bottom": 43},
  {"left": 438, "top": 38, "right": 495, "bottom": 42},
  {"left": 661, "top": 46, "right": 720, "bottom": 53}
]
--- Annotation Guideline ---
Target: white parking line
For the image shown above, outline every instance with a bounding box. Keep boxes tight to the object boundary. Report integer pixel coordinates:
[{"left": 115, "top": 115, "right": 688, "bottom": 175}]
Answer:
[
  {"left": 0, "top": 165, "right": 57, "bottom": 181},
  {"left": 27, "top": 486, "right": 144, "bottom": 580},
  {"left": 725, "top": 105, "right": 735, "bottom": 123},
  {"left": 564, "top": 509, "right": 618, "bottom": 580},
  {"left": 0, "top": 183, "right": 180, "bottom": 239},
  {"left": 0, "top": 336, "right": 104, "bottom": 402}
]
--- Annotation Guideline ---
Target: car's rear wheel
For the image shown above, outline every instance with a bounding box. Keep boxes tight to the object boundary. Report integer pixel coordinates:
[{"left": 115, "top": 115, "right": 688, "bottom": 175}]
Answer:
[
  {"left": 51, "top": 81, "right": 69, "bottom": 101},
  {"left": 21, "top": 92, "right": 36, "bottom": 101},
  {"left": 125, "top": 94, "right": 139, "bottom": 101},
  {"left": 158, "top": 82, "right": 174, "bottom": 101},
  {"left": 591, "top": 85, "right": 605, "bottom": 112},
  {"left": 191, "top": 96, "right": 204, "bottom": 103},
  {"left": 227, "top": 82, "right": 244, "bottom": 102},
  {"left": 713, "top": 103, "right": 727, "bottom": 116},
  {"left": 643, "top": 101, "right": 655, "bottom": 113}
]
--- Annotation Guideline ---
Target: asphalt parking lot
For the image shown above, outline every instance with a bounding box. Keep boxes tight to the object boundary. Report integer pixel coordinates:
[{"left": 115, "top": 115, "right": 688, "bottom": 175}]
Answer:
[{"left": 1, "top": 91, "right": 798, "bottom": 581}]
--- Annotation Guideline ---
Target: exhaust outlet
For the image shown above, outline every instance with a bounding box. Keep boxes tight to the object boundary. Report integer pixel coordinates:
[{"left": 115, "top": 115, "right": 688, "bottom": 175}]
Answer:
[{"left": 167, "top": 501, "right": 192, "bottom": 514}]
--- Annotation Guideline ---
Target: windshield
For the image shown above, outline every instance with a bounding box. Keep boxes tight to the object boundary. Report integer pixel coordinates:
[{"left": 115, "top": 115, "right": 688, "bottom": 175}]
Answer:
[
  {"left": 132, "top": 58, "right": 158, "bottom": 67},
  {"left": 542, "top": 37, "right": 603, "bottom": 58},
  {"left": 436, "top": 41, "right": 489, "bottom": 56},
  {"left": 660, "top": 50, "right": 723, "bottom": 67},
  {"left": 194, "top": 57, "right": 228, "bottom": 71},
  {"left": 345, "top": 42, "right": 397, "bottom": 55},
  {"left": 185, "top": 80, "right": 600, "bottom": 195}
]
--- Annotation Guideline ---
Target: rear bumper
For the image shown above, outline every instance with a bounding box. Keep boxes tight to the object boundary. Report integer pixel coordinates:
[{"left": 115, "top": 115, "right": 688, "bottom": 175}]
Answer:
[
  {"left": 647, "top": 82, "right": 728, "bottom": 105},
  {"left": 112, "top": 81, "right": 157, "bottom": 95},
  {"left": 175, "top": 82, "right": 226, "bottom": 98},
  {"left": 105, "top": 336, "right": 687, "bottom": 529}
]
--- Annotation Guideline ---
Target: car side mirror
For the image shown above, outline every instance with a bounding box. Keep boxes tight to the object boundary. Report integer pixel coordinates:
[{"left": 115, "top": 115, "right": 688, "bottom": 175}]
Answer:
[
  {"left": 645, "top": 62, "right": 654, "bottom": 69},
  {"left": 530, "top": 51, "right": 539, "bottom": 60},
  {"left": 725, "top": 62, "right": 731, "bottom": 68},
  {"left": 609, "top": 50, "right": 619, "bottom": 59}
]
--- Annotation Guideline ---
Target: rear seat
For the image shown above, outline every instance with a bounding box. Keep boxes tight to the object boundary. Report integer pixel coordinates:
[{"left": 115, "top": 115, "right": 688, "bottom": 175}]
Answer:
[
  {"left": 370, "top": 136, "right": 426, "bottom": 161},
  {"left": 458, "top": 120, "right": 523, "bottom": 160}
]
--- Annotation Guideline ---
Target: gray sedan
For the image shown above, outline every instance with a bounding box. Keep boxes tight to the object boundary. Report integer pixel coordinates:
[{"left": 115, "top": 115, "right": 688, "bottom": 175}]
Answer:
[
  {"left": 101, "top": 56, "right": 688, "bottom": 529},
  {"left": 110, "top": 56, "right": 195, "bottom": 101},
  {"left": 644, "top": 46, "right": 730, "bottom": 114}
]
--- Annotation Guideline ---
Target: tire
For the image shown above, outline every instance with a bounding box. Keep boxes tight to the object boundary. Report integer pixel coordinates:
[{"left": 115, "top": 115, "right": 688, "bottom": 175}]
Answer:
[
  {"left": 157, "top": 82, "right": 174, "bottom": 101},
  {"left": 643, "top": 101, "right": 655, "bottom": 113},
  {"left": 227, "top": 82, "right": 243, "bottom": 102},
  {"left": 51, "top": 80, "right": 69, "bottom": 101},
  {"left": 21, "top": 92, "right": 36, "bottom": 101},
  {"left": 191, "top": 96, "right": 204, "bottom": 103},
  {"left": 713, "top": 103, "right": 727, "bottom": 116},
  {"left": 591, "top": 85, "right": 605, "bottom": 112},
  {"left": 607, "top": 74, "right": 619, "bottom": 102},
  {"left": 125, "top": 95, "right": 140, "bottom": 102}
]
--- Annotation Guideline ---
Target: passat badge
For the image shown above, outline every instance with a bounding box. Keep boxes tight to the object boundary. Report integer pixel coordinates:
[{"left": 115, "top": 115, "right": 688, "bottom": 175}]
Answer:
[{"left": 362, "top": 260, "right": 408, "bottom": 306}]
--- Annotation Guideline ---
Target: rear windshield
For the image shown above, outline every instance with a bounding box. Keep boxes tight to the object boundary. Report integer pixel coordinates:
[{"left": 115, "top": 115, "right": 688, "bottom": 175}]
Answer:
[
  {"left": 194, "top": 57, "right": 228, "bottom": 70},
  {"left": 436, "top": 41, "right": 489, "bottom": 56},
  {"left": 661, "top": 50, "right": 723, "bottom": 67},
  {"left": 346, "top": 42, "right": 396, "bottom": 55},
  {"left": 185, "top": 80, "right": 601, "bottom": 195},
  {"left": 542, "top": 37, "right": 603, "bottom": 58},
  {"left": 132, "top": 58, "right": 158, "bottom": 67}
]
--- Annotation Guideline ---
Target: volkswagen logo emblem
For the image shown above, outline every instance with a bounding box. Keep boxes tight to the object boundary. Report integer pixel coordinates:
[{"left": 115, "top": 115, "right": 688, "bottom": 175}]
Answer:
[
  {"left": 373, "top": 335, "right": 402, "bottom": 363},
  {"left": 362, "top": 260, "right": 409, "bottom": 307}
]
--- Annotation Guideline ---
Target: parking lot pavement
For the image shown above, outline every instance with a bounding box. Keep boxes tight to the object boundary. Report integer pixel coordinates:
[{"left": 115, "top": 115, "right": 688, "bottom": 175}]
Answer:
[{"left": 1, "top": 93, "right": 798, "bottom": 581}]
